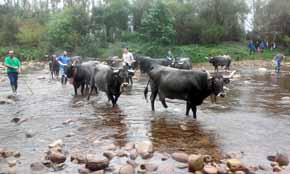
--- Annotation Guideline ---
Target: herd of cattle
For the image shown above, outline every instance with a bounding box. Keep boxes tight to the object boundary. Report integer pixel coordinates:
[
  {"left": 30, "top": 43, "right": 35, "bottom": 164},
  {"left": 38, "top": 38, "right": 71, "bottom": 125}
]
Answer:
[{"left": 49, "top": 55, "right": 234, "bottom": 119}]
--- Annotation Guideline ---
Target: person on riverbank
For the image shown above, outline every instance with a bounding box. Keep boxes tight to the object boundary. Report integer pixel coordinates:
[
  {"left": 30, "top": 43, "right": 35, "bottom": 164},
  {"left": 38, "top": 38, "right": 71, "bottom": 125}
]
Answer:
[
  {"left": 3, "top": 50, "right": 21, "bottom": 94},
  {"left": 57, "top": 51, "right": 71, "bottom": 84},
  {"left": 248, "top": 40, "right": 256, "bottom": 55},
  {"left": 122, "top": 47, "right": 135, "bottom": 69},
  {"left": 273, "top": 53, "right": 285, "bottom": 73}
]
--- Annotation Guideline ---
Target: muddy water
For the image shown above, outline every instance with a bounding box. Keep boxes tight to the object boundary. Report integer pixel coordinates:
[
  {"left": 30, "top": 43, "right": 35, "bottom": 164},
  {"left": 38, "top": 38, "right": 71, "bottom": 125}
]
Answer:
[{"left": 0, "top": 63, "right": 290, "bottom": 173}]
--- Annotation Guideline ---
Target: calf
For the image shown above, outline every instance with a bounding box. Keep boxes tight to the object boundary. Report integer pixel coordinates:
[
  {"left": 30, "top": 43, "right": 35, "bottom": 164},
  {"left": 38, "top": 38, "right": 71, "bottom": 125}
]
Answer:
[{"left": 207, "top": 55, "right": 232, "bottom": 72}]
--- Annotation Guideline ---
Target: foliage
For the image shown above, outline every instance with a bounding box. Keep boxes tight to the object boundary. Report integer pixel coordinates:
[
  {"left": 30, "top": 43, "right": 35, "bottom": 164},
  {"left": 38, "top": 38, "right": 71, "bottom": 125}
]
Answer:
[
  {"left": 140, "top": 0, "right": 176, "bottom": 45},
  {"left": 16, "top": 20, "right": 47, "bottom": 47}
]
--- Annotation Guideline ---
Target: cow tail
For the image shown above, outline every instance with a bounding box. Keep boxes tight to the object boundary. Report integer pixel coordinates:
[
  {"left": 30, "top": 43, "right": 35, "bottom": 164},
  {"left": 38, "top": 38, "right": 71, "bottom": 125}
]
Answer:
[{"left": 144, "top": 79, "right": 150, "bottom": 102}]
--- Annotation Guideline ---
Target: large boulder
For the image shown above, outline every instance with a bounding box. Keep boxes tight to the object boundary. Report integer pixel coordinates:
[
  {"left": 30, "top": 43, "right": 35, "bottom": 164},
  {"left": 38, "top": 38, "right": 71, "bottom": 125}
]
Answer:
[
  {"left": 188, "top": 154, "right": 204, "bottom": 172},
  {"left": 85, "top": 154, "right": 109, "bottom": 171}
]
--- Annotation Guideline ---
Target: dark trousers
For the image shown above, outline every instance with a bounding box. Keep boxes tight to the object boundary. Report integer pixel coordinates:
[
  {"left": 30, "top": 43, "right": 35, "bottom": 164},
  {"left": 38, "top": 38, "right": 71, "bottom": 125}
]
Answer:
[{"left": 7, "top": 72, "right": 18, "bottom": 92}]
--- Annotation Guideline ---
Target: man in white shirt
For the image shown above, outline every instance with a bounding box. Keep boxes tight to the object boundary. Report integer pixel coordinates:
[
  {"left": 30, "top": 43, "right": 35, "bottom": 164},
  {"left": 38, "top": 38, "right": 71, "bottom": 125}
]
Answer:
[{"left": 122, "top": 47, "right": 135, "bottom": 69}]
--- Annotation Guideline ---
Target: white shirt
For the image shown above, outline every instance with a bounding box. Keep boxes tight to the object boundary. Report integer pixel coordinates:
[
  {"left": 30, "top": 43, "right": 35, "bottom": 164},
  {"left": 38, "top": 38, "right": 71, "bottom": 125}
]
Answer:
[{"left": 122, "top": 52, "right": 135, "bottom": 65}]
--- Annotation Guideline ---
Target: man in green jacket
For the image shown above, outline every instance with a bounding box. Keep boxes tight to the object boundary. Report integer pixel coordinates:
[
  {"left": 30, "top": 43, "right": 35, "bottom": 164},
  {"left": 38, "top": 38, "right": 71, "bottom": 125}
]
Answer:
[{"left": 3, "top": 50, "right": 21, "bottom": 94}]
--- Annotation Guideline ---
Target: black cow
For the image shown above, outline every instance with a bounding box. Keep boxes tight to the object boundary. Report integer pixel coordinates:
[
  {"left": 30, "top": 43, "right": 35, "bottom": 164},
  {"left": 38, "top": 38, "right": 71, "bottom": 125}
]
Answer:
[
  {"left": 87, "top": 64, "right": 129, "bottom": 106},
  {"left": 48, "top": 55, "right": 59, "bottom": 79},
  {"left": 171, "top": 57, "right": 192, "bottom": 69},
  {"left": 207, "top": 55, "right": 232, "bottom": 72},
  {"left": 65, "top": 61, "right": 97, "bottom": 96},
  {"left": 136, "top": 56, "right": 172, "bottom": 73},
  {"left": 144, "top": 65, "right": 235, "bottom": 119}
]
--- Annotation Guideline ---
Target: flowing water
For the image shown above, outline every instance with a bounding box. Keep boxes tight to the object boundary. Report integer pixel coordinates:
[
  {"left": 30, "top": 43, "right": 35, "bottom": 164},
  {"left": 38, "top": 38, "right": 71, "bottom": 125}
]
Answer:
[{"left": 0, "top": 62, "right": 290, "bottom": 173}]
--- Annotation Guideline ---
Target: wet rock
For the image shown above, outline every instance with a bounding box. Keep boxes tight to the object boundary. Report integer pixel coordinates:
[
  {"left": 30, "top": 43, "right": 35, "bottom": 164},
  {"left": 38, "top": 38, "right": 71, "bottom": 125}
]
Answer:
[
  {"left": 171, "top": 152, "right": 189, "bottom": 163},
  {"left": 124, "top": 142, "right": 135, "bottom": 151},
  {"left": 157, "top": 163, "right": 175, "bottom": 174},
  {"left": 103, "top": 151, "right": 116, "bottom": 160},
  {"left": 79, "top": 167, "right": 90, "bottom": 174},
  {"left": 203, "top": 155, "right": 213, "bottom": 163},
  {"left": 62, "top": 119, "right": 74, "bottom": 125},
  {"left": 37, "top": 76, "right": 46, "bottom": 80},
  {"left": 7, "top": 167, "right": 16, "bottom": 174},
  {"left": 139, "top": 163, "right": 158, "bottom": 172},
  {"left": 65, "top": 132, "right": 75, "bottom": 137},
  {"left": 203, "top": 165, "right": 218, "bottom": 174},
  {"left": 104, "top": 144, "right": 117, "bottom": 151},
  {"left": 71, "top": 153, "right": 86, "bottom": 164},
  {"left": 161, "top": 153, "right": 170, "bottom": 161},
  {"left": 135, "top": 141, "right": 153, "bottom": 159},
  {"left": 25, "top": 130, "right": 35, "bottom": 138},
  {"left": 85, "top": 154, "right": 109, "bottom": 171},
  {"left": 226, "top": 159, "right": 245, "bottom": 172},
  {"left": 13, "top": 151, "right": 20, "bottom": 158},
  {"left": 116, "top": 150, "right": 128, "bottom": 158},
  {"left": 217, "top": 164, "right": 228, "bottom": 174},
  {"left": 188, "top": 154, "right": 204, "bottom": 172},
  {"left": 258, "top": 165, "right": 270, "bottom": 171},
  {"left": 176, "top": 163, "right": 188, "bottom": 169},
  {"left": 127, "top": 160, "right": 138, "bottom": 168},
  {"left": 30, "top": 162, "right": 47, "bottom": 172},
  {"left": 194, "top": 171, "right": 203, "bottom": 174},
  {"left": 7, "top": 160, "right": 17, "bottom": 167},
  {"left": 234, "top": 171, "right": 245, "bottom": 174},
  {"left": 273, "top": 165, "right": 282, "bottom": 172},
  {"left": 119, "top": 164, "right": 134, "bottom": 174},
  {"left": 129, "top": 149, "right": 138, "bottom": 160},
  {"left": 274, "top": 153, "right": 289, "bottom": 166},
  {"left": 49, "top": 139, "right": 63, "bottom": 148},
  {"left": 0, "top": 98, "right": 15, "bottom": 105},
  {"left": 271, "top": 162, "right": 279, "bottom": 167},
  {"left": 41, "top": 160, "right": 53, "bottom": 168},
  {"left": 47, "top": 151, "right": 66, "bottom": 164}
]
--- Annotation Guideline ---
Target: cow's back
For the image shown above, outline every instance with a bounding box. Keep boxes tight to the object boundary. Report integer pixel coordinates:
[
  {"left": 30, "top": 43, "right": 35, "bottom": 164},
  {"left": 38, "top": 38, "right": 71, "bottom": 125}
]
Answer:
[
  {"left": 93, "top": 64, "right": 112, "bottom": 92},
  {"left": 149, "top": 66, "right": 208, "bottom": 101}
]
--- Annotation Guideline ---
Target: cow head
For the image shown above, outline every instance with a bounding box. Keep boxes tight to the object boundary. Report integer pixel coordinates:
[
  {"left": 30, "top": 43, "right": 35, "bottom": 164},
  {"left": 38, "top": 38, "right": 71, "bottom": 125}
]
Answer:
[
  {"left": 64, "top": 62, "right": 78, "bottom": 83},
  {"left": 112, "top": 67, "right": 130, "bottom": 92},
  {"left": 206, "top": 70, "right": 235, "bottom": 97}
]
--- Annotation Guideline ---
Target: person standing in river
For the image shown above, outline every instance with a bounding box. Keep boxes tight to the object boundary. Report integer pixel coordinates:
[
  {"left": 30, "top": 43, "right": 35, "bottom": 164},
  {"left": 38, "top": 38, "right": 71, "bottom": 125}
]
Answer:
[
  {"left": 3, "top": 50, "right": 21, "bottom": 95},
  {"left": 122, "top": 47, "right": 135, "bottom": 69},
  {"left": 273, "top": 53, "right": 285, "bottom": 73}
]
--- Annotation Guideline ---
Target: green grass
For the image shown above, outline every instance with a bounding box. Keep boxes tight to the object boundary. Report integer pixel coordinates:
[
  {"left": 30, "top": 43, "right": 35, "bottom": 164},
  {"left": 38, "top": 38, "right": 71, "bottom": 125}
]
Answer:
[{"left": 0, "top": 41, "right": 283, "bottom": 63}]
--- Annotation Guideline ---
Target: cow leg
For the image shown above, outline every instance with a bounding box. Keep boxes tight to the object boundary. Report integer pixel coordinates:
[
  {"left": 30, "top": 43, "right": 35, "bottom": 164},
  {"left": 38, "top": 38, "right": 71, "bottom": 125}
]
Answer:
[
  {"left": 87, "top": 86, "right": 94, "bottom": 100},
  {"left": 130, "top": 77, "right": 133, "bottom": 86},
  {"left": 150, "top": 90, "right": 158, "bottom": 111},
  {"left": 210, "top": 94, "right": 216, "bottom": 103},
  {"left": 73, "top": 83, "right": 78, "bottom": 95},
  {"left": 81, "top": 83, "right": 85, "bottom": 96},
  {"left": 114, "top": 94, "right": 120, "bottom": 105},
  {"left": 191, "top": 105, "right": 197, "bottom": 119},
  {"left": 159, "top": 93, "right": 168, "bottom": 108},
  {"left": 186, "top": 101, "right": 190, "bottom": 116}
]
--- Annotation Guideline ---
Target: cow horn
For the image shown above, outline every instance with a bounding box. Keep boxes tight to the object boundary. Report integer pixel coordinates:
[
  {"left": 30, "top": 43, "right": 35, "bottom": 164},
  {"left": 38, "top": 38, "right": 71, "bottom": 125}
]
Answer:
[
  {"left": 223, "top": 70, "right": 236, "bottom": 79},
  {"left": 113, "top": 69, "right": 119, "bottom": 73},
  {"left": 205, "top": 70, "right": 211, "bottom": 79}
]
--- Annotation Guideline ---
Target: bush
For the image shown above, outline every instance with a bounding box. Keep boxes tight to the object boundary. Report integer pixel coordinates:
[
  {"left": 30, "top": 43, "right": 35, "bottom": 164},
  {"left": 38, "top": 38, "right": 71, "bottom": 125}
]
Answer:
[{"left": 201, "top": 25, "right": 225, "bottom": 44}]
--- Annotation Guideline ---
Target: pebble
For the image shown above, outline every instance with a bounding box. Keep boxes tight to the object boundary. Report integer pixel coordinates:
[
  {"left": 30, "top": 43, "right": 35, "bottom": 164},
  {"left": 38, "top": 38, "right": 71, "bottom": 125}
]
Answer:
[
  {"left": 119, "top": 164, "right": 134, "bottom": 174},
  {"left": 85, "top": 154, "right": 109, "bottom": 171},
  {"left": 171, "top": 152, "right": 189, "bottom": 163},
  {"left": 188, "top": 154, "right": 204, "bottom": 172}
]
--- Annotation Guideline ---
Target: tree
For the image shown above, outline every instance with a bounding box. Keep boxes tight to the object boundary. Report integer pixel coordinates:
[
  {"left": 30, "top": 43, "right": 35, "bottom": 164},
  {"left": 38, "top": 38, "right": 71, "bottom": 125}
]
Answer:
[
  {"left": 141, "top": 0, "right": 176, "bottom": 45},
  {"left": 47, "top": 7, "right": 90, "bottom": 50}
]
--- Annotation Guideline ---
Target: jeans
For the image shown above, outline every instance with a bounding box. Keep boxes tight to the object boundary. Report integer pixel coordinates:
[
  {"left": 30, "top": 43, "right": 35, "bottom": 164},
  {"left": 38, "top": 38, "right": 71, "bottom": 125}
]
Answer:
[{"left": 7, "top": 72, "right": 18, "bottom": 92}]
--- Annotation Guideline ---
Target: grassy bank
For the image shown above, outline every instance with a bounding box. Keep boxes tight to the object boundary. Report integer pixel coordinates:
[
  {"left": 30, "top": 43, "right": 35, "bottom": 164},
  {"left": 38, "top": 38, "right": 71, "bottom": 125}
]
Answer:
[
  {"left": 0, "top": 42, "right": 283, "bottom": 63},
  {"left": 98, "top": 41, "right": 282, "bottom": 63}
]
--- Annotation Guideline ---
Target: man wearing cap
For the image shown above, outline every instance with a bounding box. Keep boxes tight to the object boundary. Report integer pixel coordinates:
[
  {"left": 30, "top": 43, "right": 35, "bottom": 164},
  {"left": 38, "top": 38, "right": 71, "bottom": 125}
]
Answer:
[{"left": 3, "top": 50, "right": 21, "bottom": 94}]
